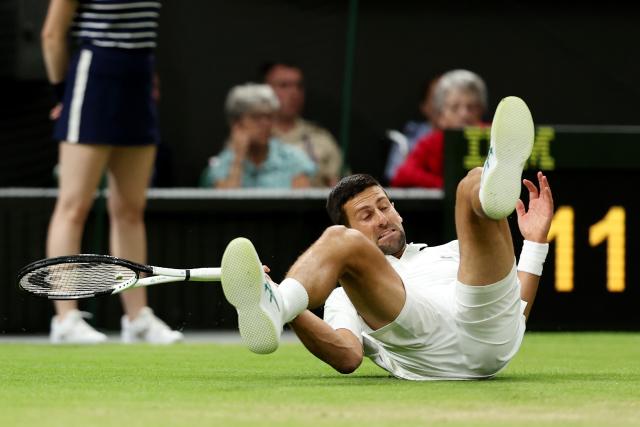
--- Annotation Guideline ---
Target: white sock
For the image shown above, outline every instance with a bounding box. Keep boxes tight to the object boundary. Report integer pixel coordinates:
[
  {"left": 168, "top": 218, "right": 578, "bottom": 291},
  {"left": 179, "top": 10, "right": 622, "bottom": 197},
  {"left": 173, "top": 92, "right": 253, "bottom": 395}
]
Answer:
[{"left": 278, "top": 278, "right": 309, "bottom": 323}]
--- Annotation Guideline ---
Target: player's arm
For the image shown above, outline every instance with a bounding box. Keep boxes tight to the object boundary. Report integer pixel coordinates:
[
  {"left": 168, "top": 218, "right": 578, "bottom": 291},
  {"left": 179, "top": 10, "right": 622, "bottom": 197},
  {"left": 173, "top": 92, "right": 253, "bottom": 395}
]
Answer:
[
  {"left": 517, "top": 271, "right": 541, "bottom": 320},
  {"left": 289, "top": 310, "right": 363, "bottom": 374},
  {"left": 515, "top": 172, "right": 554, "bottom": 320},
  {"left": 41, "top": 0, "right": 77, "bottom": 84}
]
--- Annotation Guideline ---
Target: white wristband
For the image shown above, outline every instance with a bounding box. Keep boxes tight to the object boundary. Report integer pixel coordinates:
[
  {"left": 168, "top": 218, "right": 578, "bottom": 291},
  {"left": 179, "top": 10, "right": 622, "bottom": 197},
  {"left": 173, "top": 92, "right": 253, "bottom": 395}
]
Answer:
[{"left": 517, "top": 240, "right": 549, "bottom": 276}]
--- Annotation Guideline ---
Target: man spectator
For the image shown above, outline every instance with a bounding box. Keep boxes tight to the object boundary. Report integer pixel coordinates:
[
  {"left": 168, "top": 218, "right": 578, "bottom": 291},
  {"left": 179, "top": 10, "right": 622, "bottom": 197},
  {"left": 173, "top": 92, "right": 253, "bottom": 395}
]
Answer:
[{"left": 262, "top": 61, "right": 342, "bottom": 187}]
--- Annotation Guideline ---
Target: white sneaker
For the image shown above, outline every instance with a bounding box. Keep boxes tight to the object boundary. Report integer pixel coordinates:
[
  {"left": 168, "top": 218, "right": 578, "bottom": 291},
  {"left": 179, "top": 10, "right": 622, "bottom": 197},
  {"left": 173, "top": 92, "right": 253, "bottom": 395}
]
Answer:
[
  {"left": 221, "top": 237, "right": 284, "bottom": 354},
  {"left": 50, "top": 310, "right": 107, "bottom": 344},
  {"left": 479, "top": 96, "right": 535, "bottom": 219},
  {"left": 121, "top": 307, "right": 183, "bottom": 344}
]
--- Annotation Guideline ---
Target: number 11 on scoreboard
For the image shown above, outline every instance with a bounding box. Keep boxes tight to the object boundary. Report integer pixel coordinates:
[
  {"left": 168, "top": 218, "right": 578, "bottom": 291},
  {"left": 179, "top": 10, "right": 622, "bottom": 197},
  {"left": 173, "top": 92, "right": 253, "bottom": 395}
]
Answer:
[{"left": 547, "top": 206, "right": 625, "bottom": 293}]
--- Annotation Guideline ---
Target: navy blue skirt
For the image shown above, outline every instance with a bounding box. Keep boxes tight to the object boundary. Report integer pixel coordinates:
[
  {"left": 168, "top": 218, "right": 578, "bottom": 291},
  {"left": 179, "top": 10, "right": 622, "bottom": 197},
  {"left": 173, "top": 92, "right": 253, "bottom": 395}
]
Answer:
[{"left": 54, "top": 45, "right": 159, "bottom": 146}]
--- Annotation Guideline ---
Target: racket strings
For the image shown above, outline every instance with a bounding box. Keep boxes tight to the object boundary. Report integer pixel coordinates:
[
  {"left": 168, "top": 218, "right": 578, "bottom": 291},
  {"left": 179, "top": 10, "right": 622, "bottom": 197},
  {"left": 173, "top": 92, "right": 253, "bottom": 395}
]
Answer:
[{"left": 19, "top": 262, "right": 137, "bottom": 299}]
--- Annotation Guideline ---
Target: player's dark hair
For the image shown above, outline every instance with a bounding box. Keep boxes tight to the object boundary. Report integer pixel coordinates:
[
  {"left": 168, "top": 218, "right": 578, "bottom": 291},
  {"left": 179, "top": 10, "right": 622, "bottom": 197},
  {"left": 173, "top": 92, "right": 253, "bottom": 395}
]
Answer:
[{"left": 326, "top": 174, "right": 386, "bottom": 226}]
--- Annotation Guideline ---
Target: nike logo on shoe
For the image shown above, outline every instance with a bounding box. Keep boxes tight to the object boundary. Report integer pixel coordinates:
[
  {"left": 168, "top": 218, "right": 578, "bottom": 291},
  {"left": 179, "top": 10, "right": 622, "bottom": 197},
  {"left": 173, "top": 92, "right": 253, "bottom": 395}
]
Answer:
[{"left": 264, "top": 282, "right": 280, "bottom": 311}]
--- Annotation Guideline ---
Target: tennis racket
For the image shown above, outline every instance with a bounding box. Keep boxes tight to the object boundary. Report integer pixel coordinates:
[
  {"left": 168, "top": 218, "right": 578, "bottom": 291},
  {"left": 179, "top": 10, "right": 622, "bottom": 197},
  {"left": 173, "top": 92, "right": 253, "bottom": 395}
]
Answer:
[{"left": 17, "top": 254, "right": 221, "bottom": 300}]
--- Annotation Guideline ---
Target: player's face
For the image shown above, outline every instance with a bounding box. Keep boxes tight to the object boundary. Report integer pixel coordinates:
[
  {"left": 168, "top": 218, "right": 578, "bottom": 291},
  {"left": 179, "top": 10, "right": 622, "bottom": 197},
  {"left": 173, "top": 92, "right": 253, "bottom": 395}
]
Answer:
[
  {"left": 265, "top": 65, "right": 305, "bottom": 120},
  {"left": 343, "top": 186, "right": 406, "bottom": 257}
]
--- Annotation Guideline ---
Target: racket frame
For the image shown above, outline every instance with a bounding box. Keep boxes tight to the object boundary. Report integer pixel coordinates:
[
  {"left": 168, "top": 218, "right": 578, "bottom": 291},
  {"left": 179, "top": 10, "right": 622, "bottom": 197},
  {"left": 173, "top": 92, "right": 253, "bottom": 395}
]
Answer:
[{"left": 17, "top": 254, "right": 221, "bottom": 299}]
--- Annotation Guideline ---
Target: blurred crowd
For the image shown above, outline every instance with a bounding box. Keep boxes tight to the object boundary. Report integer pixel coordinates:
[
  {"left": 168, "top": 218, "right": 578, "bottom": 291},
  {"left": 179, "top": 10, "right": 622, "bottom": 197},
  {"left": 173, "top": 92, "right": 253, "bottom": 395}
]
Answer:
[{"left": 200, "top": 65, "right": 489, "bottom": 191}]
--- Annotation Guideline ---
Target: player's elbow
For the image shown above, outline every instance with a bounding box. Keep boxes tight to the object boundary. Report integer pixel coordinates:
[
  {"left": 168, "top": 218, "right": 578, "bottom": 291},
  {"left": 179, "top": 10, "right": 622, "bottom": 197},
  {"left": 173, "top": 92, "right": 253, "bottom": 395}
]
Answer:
[
  {"left": 41, "top": 27, "right": 66, "bottom": 46},
  {"left": 333, "top": 350, "right": 363, "bottom": 374}
]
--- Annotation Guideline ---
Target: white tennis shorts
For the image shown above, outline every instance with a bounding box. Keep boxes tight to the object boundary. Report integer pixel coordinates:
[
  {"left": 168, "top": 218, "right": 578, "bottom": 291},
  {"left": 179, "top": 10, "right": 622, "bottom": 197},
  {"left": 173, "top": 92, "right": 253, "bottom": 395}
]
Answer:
[{"left": 364, "top": 263, "right": 526, "bottom": 380}]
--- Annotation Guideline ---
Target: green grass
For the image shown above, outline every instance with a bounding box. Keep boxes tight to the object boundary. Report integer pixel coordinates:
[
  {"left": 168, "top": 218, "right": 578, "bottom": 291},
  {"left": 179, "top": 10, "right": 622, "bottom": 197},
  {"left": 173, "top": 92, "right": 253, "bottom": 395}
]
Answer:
[{"left": 1, "top": 333, "right": 639, "bottom": 427}]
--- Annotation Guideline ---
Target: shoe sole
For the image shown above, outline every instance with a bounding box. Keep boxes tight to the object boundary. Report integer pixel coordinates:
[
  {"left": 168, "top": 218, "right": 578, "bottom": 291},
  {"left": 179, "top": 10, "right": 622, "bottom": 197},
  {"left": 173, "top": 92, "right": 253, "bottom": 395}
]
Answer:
[
  {"left": 479, "top": 96, "right": 535, "bottom": 219},
  {"left": 220, "top": 237, "right": 280, "bottom": 354}
]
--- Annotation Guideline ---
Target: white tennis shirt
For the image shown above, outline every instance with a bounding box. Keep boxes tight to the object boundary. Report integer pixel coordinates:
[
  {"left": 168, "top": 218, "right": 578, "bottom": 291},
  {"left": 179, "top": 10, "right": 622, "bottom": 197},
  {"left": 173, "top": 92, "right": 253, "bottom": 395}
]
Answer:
[{"left": 324, "top": 241, "right": 526, "bottom": 380}]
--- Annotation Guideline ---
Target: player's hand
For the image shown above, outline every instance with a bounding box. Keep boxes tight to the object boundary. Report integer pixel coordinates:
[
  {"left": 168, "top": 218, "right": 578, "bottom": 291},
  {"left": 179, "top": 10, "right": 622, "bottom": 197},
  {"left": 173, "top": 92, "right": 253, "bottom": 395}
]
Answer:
[
  {"left": 515, "top": 171, "right": 554, "bottom": 243},
  {"left": 49, "top": 103, "right": 63, "bottom": 120},
  {"left": 263, "top": 265, "right": 276, "bottom": 286}
]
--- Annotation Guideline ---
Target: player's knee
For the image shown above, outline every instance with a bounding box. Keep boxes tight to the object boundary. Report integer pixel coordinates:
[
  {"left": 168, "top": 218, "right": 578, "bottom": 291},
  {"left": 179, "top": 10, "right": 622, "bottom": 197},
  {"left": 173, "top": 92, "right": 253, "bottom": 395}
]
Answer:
[
  {"left": 320, "top": 226, "right": 368, "bottom": 252},
  {"left": 107, "top": 200, "right": 145, "bottom": 225},
  {"left": 320, "top": 225, "right": 349, "bottom": 245},
  {"left": 55, "top": 198, "right": 92, "bottom": 225}
]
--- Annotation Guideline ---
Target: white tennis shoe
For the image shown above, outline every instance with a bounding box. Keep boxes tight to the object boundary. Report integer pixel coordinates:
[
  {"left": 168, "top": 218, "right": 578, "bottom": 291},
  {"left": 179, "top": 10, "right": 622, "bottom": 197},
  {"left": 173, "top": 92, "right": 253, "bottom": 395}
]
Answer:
[
  {"left": 221, "top": 237, "right": 284, "bottom": 354},
  {"left": 121, "top": 307, "right": 183, "bottom": 344},
  {"left": 479, "top": 96, "right": 535, "bottom": 219},
  {"left": 50, "top": 310, "right": 107, "bottom": 344}
]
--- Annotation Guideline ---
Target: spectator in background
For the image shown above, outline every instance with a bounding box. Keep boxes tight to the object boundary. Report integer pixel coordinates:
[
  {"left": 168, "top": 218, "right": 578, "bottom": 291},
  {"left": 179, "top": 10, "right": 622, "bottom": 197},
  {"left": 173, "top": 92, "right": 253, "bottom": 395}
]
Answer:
[
  {"left": 384, "top": 75, "right": 440, "bottom": 183},
  {"left": 201, "top": 83, "right": 316, "bottom": 188},
  {"left": 262, "top": 61, "right": 342, "bottom": 187},
  {"left": 392, "top": 69, "right": 488, "bottom": 189},
  {"left": 41, "top": 0, "right": 182, "bottom": 343}
]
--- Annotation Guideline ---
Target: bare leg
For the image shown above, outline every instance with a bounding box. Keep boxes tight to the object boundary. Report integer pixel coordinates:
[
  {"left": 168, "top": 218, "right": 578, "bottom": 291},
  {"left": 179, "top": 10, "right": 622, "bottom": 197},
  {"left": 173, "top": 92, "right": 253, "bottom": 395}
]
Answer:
[
  {"left": 106, "top": 145, "right": 157, "bottom": 320},
  {"left": 286, "top": 225, "right": 405, "bottom": 330},
  {"left": 220, "top": 227, "right": 406, "bottom": 354},
  {"left": 455, "top": 167, "right": 515, "bottom": 286},
  {"left": 47, "top": 143, "right": 111, "bottom": 318},
  {"left": 456, "top": 96, "right": 535, "bottom": 285}
]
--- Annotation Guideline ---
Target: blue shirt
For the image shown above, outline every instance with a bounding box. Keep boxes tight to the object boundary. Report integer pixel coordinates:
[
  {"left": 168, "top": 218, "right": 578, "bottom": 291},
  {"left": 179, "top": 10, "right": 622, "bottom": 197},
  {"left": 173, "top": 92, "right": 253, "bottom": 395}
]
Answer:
[{"left": 201, "top": 138, "right": 317, "bottom": 188}]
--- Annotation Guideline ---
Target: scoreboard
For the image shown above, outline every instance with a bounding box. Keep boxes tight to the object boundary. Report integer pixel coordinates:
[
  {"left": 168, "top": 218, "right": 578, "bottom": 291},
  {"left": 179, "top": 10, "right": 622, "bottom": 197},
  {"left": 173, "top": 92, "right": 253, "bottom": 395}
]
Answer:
[{"left": 443, "top": 126, "right": 640, "bottom": 329}]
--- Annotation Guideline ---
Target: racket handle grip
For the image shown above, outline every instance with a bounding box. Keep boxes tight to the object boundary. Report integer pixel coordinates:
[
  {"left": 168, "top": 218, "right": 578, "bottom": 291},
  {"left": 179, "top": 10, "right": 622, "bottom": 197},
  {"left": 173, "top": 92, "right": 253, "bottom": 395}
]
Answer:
[{"left": 188, "top": 268, "right": 221, "bottom": 281}]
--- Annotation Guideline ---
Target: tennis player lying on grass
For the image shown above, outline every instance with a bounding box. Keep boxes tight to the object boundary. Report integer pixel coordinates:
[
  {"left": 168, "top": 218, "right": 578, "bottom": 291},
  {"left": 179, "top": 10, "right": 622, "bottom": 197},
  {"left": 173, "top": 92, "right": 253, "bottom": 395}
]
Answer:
[{"left": 221, "top": 96, "right": 554, "bottom": 380}]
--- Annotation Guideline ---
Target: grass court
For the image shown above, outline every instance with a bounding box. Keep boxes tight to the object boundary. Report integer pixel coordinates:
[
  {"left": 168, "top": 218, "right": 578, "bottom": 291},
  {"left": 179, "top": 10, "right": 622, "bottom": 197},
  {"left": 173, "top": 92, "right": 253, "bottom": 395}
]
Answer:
[{"left": 1, "top": 332, "right": 638, "bottom": 426}]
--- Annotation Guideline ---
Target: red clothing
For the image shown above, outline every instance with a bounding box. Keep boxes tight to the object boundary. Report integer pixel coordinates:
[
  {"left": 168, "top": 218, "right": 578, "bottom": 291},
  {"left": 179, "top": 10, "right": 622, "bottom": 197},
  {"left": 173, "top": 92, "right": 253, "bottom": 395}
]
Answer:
[{"left": 391, "top": 129, "right": 445, "bottom": 189}]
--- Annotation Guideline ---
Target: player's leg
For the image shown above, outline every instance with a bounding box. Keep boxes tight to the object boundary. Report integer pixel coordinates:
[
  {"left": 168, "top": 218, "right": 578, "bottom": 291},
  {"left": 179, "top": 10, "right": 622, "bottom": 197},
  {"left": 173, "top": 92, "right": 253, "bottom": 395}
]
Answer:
[
  {"left": 47, "top": 142, "right": 110, "bottom": 343},
  {"left": 286, "top": 225, "right": 405, "bottom": 328},
  {"left": 221, "top": 226, "right": 405, "bottom": 353},
  {"left": 456, "top": 96, "right": 534, "bottom": 285},
  {"left": 455, "top": 168, "right": 516, "bottom": 285},
  {"left": 105, "top": 145, "right": 155, "bottom": 318},
  {"left": 106, "top": 145, "right": 182, "bottom": 344},
  {"left": 452, "top": 97, "right": 534, "bottom": 375}
]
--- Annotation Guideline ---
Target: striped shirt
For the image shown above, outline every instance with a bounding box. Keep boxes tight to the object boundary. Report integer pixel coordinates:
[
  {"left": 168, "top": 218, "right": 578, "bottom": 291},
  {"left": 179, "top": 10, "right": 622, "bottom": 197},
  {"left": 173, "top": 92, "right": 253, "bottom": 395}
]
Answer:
[{"left": 70, "top": 0, "right": 161, "bottom": 49}]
